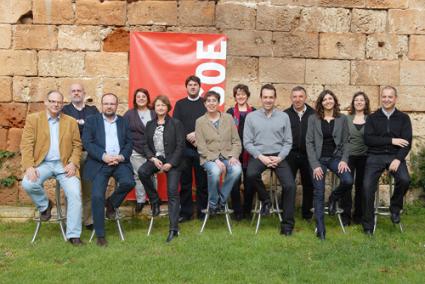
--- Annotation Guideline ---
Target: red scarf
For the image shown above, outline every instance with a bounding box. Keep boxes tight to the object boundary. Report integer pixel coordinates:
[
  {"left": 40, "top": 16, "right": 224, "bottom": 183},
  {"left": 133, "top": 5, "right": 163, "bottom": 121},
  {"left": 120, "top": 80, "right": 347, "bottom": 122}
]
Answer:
[{"left": 233, "top": 103, "right": 253, "bottom": 167}]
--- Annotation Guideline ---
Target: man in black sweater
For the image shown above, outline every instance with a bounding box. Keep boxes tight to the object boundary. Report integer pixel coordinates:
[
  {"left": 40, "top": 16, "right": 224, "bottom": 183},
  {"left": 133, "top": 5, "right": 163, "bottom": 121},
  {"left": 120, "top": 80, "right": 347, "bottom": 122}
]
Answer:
[
  {"left": 173, "top": 75, "right": 207, "bottom": 221},
  {"left": 362, "top": 86, "right": 412, "bottom": 235},
  {"left": 62, "top": 83, "right": 99, "bottom": 230},
  {"left": 284, "top": 86, "right": 315, "bottom": 221}
]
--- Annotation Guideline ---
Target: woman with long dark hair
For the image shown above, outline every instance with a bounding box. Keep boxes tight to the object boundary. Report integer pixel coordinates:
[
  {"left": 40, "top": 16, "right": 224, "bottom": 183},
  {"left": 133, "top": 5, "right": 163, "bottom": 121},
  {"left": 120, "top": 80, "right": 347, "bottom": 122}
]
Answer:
[
  {"left": 341, "top": 92, "right": 371, "bottom": 225},
  {"left": 124, "top": 88, "right": 156, "bottom": 214},
  {"left": 306, "top": 90, "right": 353, "bottom": 240}
]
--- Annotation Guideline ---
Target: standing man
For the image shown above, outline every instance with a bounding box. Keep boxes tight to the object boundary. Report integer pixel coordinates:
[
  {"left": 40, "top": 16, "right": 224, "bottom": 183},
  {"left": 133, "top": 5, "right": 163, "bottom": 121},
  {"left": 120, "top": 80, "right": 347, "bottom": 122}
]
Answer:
[
  {"left": 62, "top": 83, "right": 99, "bottom": 230},
  {"left": 244, "top": 84, "right": 296, "bottom": 236},
  {"left": 82, "top": 93, "right": 135, "bottom": 246},
  {"left": 284, "top": 86, "right": 315, "bottom": 221},
  {"left": 362, "top": 86, "right": 412, "bottom": 235},
  {"left": 173, "top": 75, "right": 208, "bottom": 221},
  {"left": 21, "top": 90, "right": 83, "bottom": 245}
]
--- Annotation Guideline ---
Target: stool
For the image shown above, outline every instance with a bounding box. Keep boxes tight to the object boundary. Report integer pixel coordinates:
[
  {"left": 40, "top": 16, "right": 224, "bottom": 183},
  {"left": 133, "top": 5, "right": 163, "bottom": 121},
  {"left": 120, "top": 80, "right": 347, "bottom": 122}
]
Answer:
[
  {"left": 312, "top": 173, "right": 346, "bottom": 234},
  {"left": 147, "top": 205, "right": 169, "bottom": 236},
  {"left": 373, "top": 173, "right": 403, "bottom": 233},
  {"left": 251, "top": 170, "right": 283, "bottom": 234},
  {"left": 200, "top": 202, "right": 233, "bottom": 234},
  {"left": 31, "top": 180, "right": 67, "bottom": 243}
]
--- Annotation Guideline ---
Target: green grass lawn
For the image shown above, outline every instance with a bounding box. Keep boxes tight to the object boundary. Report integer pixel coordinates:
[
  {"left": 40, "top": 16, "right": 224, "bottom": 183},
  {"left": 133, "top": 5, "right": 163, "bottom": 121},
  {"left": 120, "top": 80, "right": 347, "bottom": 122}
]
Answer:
[{"left": 1, "top": 205, "right": 424, "bottom": 283}]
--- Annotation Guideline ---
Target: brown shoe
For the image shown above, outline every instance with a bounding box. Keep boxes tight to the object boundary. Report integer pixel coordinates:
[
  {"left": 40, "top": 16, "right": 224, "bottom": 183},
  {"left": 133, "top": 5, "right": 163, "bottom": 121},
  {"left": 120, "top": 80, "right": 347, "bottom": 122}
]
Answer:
[
  {"left": 40, "top": 200, "right": 53, "bottom": 221},
  {"left": 105, "top": 198, "right": 116, "bottom": 220},
  {"left": 68, "top": 238, "right": 84, "bottom": 246},
  {"left": 96, "top": 237, "right": 108, "bottom": 247}
]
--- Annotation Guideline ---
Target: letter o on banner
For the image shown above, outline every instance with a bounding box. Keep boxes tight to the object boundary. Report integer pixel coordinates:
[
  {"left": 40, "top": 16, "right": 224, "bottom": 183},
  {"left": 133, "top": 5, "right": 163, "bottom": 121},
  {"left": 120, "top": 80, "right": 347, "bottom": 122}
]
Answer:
[{"left": 196, "top": 62, "right": 226, "bottom": 85}]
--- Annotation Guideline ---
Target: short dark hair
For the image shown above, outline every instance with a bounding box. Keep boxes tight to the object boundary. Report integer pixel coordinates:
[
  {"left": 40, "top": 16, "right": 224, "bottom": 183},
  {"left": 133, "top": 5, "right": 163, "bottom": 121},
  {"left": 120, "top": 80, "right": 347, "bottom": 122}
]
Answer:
[
  {"left": 203, "top": 90, "right": 221, "bottom": 102},
  {"left": 132, "top": 88, "right": 151, "bottom": 109},
  {"left": 153, "top": 95, "right": 172, "bottom": 112},
  {"left": 46, "top": 90, "right": 64, "bottom": 100},
  {"left": 233, "top": 84, "right": 250, "bottom": 98},
  {"left": 381, "top": 85, "right": 397, "bottom": 97},
  {"left": 185, "top": 75, "right": 201, "bottom": 87},
  {"left": 101, "top": 93, "right": 118, "bottom": 104},
  {"left": 291, "top": 86, "right": 307, "bottom": 95},
  {"left": 349, "top": 91, "right": 371, "bottom": 115},
  {"left": 260, "top": 84, "right": 276, "bottom": 97},
  {"left": 315, "top": 89, "right": 340, "bottom": 119}
]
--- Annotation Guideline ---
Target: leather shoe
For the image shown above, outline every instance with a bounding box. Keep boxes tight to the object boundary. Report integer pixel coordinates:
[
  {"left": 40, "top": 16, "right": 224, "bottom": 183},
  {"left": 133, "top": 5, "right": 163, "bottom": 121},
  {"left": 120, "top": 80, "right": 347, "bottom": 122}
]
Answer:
[
  {"left": 135, "top": 202, "right": 145, "bottom": 214},
  {"left": 390, "top": 211, "right": 401, "bottom": 224},
  {"left": 68, "top": 238, "right": 84, "bottom": 246},
  {"left": 260, "top": 201, "right": 271, "bottom": 216},
  {"left": 178, "top": 216, "right": 191, "bottom": 223},
  {"left": 364, "top": 229, "right": 374, "bottom": 236},
  {"left": 85, "top": 224, "right": 94, "bottom": 231},
  {"left": 328, "top": 196, "right": 337, "bottom": 216},
  {"left": 40, "top": 200, "right": 53, "bottom": 221},
  {"left": 316, "top": 231, "right": 326, "bottom": 240},
  {"left": 96, "top": 237, "right": 108, "bottom": 247},
  {"left": 105, "top": 198, "right": 116, "bottom": 220},
  {"left": 151, "top": 202, "right": 160, "bottom": 217},
  {"left": 166, "top": 230, "right": 179, "bottom": 243}
]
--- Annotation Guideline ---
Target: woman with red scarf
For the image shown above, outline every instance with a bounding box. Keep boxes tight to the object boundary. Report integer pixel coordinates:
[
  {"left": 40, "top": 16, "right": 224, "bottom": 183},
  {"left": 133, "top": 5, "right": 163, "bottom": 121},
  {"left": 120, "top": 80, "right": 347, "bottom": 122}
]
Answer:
[{"left": 226, "top": 84, "right": 256, "bottom": 220}]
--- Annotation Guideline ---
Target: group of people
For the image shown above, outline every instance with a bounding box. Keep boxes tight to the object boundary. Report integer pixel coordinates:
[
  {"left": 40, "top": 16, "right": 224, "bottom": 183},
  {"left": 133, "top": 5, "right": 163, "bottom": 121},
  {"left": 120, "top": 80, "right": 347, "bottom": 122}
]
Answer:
[{"left": 20, "top": 74, "right": 412, "bottom": 246}]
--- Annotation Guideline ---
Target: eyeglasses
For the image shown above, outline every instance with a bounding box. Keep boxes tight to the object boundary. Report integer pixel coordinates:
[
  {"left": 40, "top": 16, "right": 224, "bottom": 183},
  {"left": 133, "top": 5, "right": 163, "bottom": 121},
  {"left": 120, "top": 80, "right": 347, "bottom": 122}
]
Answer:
[{"left": 48, "top": 100, "right": 63, "bottom": 105}]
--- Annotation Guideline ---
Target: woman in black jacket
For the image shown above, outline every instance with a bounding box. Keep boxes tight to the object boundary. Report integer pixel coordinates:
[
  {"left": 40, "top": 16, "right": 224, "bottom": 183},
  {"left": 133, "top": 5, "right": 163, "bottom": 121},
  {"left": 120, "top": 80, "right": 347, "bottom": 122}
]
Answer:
[{"left": 138, "top": 95, "right": 185, "bottom": 243}]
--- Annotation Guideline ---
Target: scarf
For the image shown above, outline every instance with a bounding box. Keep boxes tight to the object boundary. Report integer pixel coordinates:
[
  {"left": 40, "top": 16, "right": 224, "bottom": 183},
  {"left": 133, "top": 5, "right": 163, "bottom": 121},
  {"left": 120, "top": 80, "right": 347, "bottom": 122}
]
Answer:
[{"left": 233, "top": 103, "right": 253, "bottom": 167}]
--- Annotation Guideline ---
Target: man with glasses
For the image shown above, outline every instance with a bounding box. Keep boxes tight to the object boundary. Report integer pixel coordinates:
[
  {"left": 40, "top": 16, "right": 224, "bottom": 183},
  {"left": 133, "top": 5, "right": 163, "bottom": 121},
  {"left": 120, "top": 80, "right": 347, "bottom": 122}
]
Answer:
[
  {"left": 82, "top": 93, "right": 135, "bottom": 247},
  {"left": 63, "top": 83, "right": 99, "bottom": 231},
  {"left": 21, "top": 90, "right": 83, "bottom": 246}
]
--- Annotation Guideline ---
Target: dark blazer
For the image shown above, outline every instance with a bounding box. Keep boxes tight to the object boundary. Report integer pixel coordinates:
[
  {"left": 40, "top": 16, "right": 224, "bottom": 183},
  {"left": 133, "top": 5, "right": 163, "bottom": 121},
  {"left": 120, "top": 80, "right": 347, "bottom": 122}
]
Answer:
[
  {"left": 82, "top": 113, "right": 133, "bottom": 181},
  {"left": 142, "top": 115, "right": 185, "bottom": 168},
  {"left": 306, "top": 114, "right": 350, "bottom": 170},
  {"left": 123, "top": 108, "right": 156, "bottom": 155}
]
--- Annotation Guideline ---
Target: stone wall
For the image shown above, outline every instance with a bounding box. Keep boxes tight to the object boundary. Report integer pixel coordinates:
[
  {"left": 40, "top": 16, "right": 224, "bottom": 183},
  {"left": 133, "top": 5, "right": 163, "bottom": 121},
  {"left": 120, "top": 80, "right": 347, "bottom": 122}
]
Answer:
[{"left": 1, "top": 0, "right": 425, "bottom": 205}]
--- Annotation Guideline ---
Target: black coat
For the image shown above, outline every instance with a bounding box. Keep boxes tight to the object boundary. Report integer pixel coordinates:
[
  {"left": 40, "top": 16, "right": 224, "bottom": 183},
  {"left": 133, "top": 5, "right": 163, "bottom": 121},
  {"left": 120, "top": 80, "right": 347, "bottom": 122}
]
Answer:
[
  {"left": 284, "top": 104, "right": 315, "bottom": 154},
  {"left": 123, "top": 108, "right": 156, "bottom": 155},
  {"left": 142, "top": 115, "right": 185, "bottom": 168}
]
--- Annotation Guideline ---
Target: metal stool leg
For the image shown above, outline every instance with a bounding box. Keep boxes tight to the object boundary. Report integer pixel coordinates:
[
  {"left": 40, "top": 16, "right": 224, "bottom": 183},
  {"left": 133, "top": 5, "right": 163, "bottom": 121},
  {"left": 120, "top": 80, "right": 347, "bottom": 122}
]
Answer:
[
  {"left": 147, "top": 216, "right": 154, "bottom": 236},
  {"left": 200, "top": 205, "right": 210, "bottom": 233},
  {"left": 31, "top": 219, "right": 42, "bottom": 244},
  {"left": 251, "top": 193, "right": 260, "bottom": 225},
  {"left": 89, "top": 229, "right": 95, "bottom": 242},
  {"left": 224, "top": 203, "right": 233, "bottom": 235},
  {"left": 255, "top": 203, "right": 262, "bottom": 234},
  {"left": 55, "top": 183, "right": 67, "bottom": 241},
  {"left": 115, "top": 209, "right": 125, "bottom": 241}
]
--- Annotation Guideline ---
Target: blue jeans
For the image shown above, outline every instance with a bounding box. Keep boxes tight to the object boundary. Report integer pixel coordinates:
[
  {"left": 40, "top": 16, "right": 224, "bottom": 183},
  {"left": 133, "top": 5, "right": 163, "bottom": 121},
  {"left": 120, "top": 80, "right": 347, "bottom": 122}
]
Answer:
[
  {"left": 312, "top": 157, "right": 353, "bottom": 234},
  {"left": 203, "top": 160, "right": 242, "bottom": 209},
  {"left": 22, "top": 160, "right": 82, "bottom": 239}
]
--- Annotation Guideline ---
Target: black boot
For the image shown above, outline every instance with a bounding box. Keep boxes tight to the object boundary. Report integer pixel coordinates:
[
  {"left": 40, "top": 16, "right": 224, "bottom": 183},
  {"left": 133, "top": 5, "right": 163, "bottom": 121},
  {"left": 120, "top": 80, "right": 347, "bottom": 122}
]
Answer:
[
  {"left": 151, "top": 202, "right": 160, "bottom": 217},
  {"left": 166, "top": 230, "right": 179, "bottom": 243}
]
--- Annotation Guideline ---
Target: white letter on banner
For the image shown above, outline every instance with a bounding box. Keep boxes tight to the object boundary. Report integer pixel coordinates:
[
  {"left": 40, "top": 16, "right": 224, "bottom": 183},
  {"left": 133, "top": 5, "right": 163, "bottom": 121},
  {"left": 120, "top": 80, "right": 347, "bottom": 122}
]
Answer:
[
  {"left": 208, "top": 86, "right": 225, "bottom": 105},
  {"left": 196, "top": 40, "right": 226, "bottom": 60},
  {"left": 196, "top": 62, "right": 226, "bottom": 85}
]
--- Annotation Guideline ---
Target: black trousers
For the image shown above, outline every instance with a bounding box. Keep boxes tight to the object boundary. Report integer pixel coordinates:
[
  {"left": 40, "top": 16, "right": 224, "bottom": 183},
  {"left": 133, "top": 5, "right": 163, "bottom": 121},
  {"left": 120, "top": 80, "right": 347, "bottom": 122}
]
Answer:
[
  {"left": 138, "top": 161, "right": 181, "bottom": 231},
  {"left": 179, "top": 150, "right": 208, "bottom": 218},
  {"left": 341, "top": 155, "right": 367, "bottom": 224},
  {"left": 246, "top": 156, "right": 296, "bottom": 231},
  {"left": 362, "top": 154, "right": 410, "bottom": 231},
  {"left": 286, "top": 151, "right": 314, "bottom": 219}
]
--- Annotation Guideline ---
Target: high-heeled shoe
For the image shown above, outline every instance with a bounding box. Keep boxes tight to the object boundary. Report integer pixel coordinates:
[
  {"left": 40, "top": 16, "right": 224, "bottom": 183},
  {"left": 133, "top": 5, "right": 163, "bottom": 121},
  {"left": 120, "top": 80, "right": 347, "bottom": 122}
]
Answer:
[{"left": 166, "top": 230, "right": 179, "bottom": 243}]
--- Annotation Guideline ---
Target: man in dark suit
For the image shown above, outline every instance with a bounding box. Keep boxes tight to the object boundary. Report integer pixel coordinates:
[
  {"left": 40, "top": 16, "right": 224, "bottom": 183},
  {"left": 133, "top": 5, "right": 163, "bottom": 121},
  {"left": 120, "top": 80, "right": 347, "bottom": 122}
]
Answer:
[{"left": 82, "top": 93, "right": 135, "bottom": 247}]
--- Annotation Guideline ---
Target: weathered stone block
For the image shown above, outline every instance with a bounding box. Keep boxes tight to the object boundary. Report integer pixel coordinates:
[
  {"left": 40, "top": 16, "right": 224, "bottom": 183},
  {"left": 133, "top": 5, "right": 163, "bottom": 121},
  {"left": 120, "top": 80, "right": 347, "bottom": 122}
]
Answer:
[
  {"left": 85, "top": 52, "right": 128, "bottom": 77},
  {"left": 271, "top": 0, "right": 319, "bottom": 6},
  {"left": 227, "top": 56, "right": 258, "bottom": 82},
  {"left": 409, "top": 0, "right": 425, "bottom": 9},
  {"left": 103, "top": 28, "right": 129, "bottom": 52},
  {"left": 58, "top": 78, "right": 101, "bottom": 105},
  {"left": 27, "top": 103, "right": 45, "bottom": 114},
  {"left": 103, "top": 79, "right": 129, "bottom": 104},
  {"left": 0, "top": 103, "right": 27, "bottom": 128},
  {"left": 297, "top": 7, "right": 351, "bottom": 32},
  {"left": 366, "top": 33, "right": 408, "bottom": 60},
  {"left": 226, "top": 30, "right": 273, "bottom": 57},
  {"left": 351, "top": 60, "right": 399, "bottom": 85},
  {"left": 0, "top": 77, "right": 12, "bottom": 102},
  {"left": 389, "top": 9, "right": 425, "bottom": 34},
  {"left": 58, "top": 25, "right": 102, "bottom": 51},
  {"left": 14, "top": 25, "right": 57, "bottom": 50},
  {"left": 13, "top": 77, "right": 58, "bottom": 103},
  {"left": 257, "top": 4, "right": 301, "bottom": 32},
  {"left": 0, "top": 184, "right": 18, "bottom": 205},
  {"left": 324, "top": 85, "right": 380, "bottom": 111},
  {"left": 259, "top": 58, "right": 305, "bottom": 84},
  {"left": 0, "top": 0, "right": 31, "bottom": 24},
  {"left": 0, "top": 50, "right": 37, "bottom": 76},
  {"left": 38, "top": 51, "right": 84, "bottom": 77},
  {"left": 216, "top": 3, "right": 256, "bottom": 30},
  {"left": 320, "top": 33, "right": 365, "bottom": 59},
  {"left": 351, "top": 9, "right": 386, "bottom": 33},
  {"left": 306, "top": 59, "right": 350, "bottom": 84},
  {"left": 392, "top": 86, "right": 425, "bottom": 112},
  {"left": 0, "top": 25, "right": 11, "bottom": 48},
  {"left": 166, "top": 26, "right": 218, "bottom": 34},
  {"left": 319, "top": 0, "right": 365, "bottom": 8},
  {"left": 0, "top": 129, "right": 7, "bottom": 150},
  {"left": 410, "top": 113, "right": 425, "bottom": 138},
  {"left": 77, "top": 0, "right": 126, "bottom": 25},
  {"left": 128, "top": 1, "right": 177, "bottom": 26},
  {"left": 366, "top": 0, "right": 408, "bottom": 9},
  {"left": 7, "top": 128, "right": 23, "bottom": 152},
  {"left": 178, "top": 1, "right": 215, "bottom": 27},
  {"left": 273, "top": 32, "right": 319, "bottom": 58},
  {"left": 408, "top": 35, "right": 425, "bottom": 60},
  {"left": 400, "top": 61, "right": 425, "bottom": 85},
  {"left": 33, "top": 0, "right": 74, "bottom": 24}
]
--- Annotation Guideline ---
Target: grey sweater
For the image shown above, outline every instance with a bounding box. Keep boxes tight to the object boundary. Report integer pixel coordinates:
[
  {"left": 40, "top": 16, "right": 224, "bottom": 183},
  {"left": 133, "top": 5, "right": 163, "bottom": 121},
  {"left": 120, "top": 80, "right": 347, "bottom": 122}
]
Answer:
[{"left": 243, "top": 108, "right": 292, "bottom": 159}]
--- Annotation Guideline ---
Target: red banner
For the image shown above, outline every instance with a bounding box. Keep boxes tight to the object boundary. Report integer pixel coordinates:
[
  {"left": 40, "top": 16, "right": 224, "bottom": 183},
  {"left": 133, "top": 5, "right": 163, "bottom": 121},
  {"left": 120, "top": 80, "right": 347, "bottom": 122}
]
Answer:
[{"left": 128, "top": 32, "right": 228, "bottom": 200}]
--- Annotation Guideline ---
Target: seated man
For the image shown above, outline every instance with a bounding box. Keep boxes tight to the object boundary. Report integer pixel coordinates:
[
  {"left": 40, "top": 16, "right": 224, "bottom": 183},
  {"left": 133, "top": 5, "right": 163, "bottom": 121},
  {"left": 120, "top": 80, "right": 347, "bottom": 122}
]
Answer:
[
  {"left": 82, "top": 93, "right": 135, "bottom": 247},
  {"left": 21, "top": 90, "right": 83, "bottom": 245},
  {"left": 362, "top": 86, "right": 412, "bottom": 235}
]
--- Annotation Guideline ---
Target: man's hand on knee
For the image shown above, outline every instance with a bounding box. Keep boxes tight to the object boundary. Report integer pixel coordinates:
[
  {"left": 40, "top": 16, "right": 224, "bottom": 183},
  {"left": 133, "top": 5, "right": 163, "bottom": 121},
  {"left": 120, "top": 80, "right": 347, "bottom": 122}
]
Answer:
[{"left": 25, "top": 167, "right": 39, "bottom": 182}]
